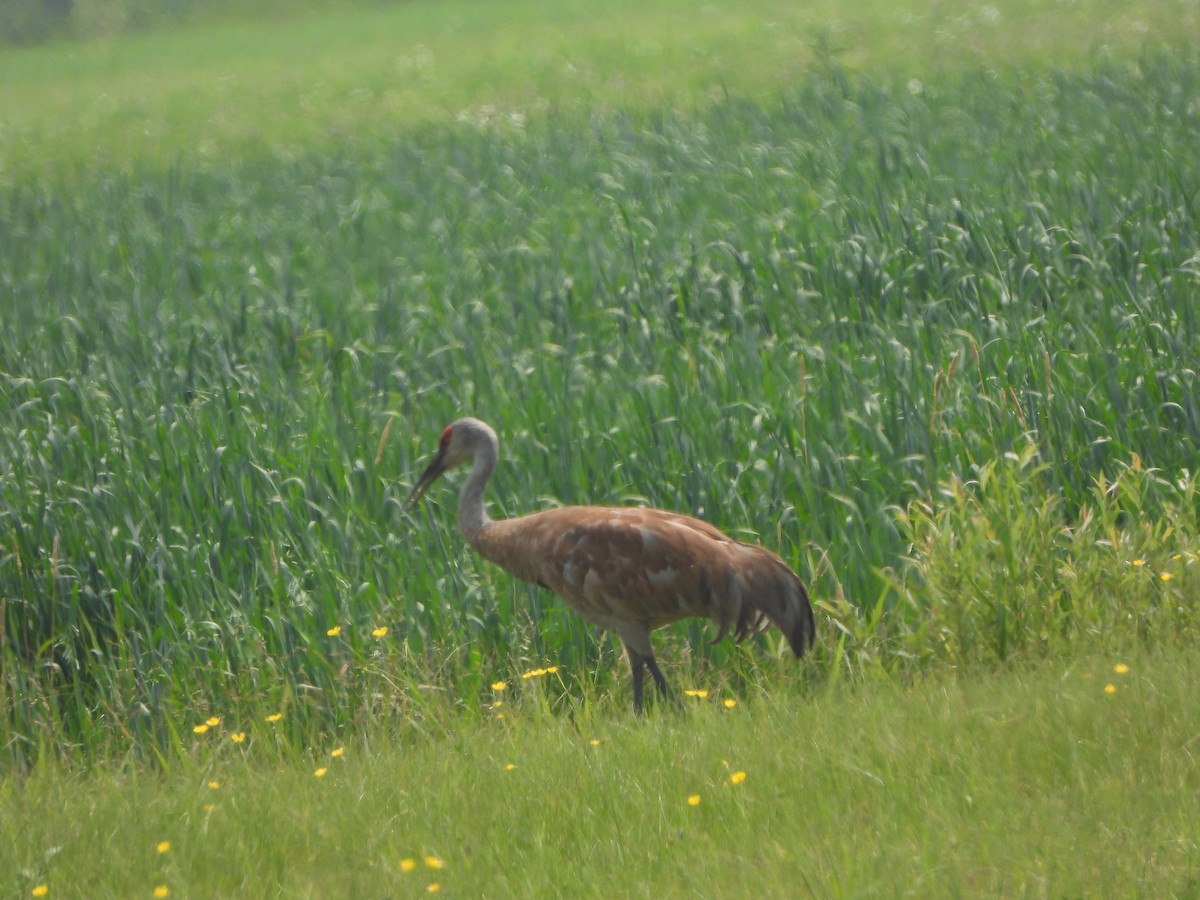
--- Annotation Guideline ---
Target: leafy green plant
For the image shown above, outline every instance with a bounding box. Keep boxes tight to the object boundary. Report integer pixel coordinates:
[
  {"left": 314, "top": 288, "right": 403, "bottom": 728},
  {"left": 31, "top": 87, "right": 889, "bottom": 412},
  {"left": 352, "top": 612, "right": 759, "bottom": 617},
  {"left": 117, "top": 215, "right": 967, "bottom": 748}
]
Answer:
[{"left": 894, "top": 445, "right": 1198, "bottom": 666}]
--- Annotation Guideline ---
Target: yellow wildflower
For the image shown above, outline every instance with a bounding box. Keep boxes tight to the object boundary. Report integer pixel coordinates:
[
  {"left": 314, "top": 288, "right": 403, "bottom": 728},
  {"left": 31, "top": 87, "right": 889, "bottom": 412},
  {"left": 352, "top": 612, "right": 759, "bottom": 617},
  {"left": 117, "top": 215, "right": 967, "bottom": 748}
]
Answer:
[
  {"left": 589, "top": 739, "right": 601, "bottom": 746},
  {"left": 208, "top": 780, "right": 220, "bottom": 790},
  {"left": 400, "top": 859, "right": 417, "bottom": 873},
  {"left": 684, "top": 689, "right": 708, "bottom": 699},
  {"left": 331, "top": 747, "right": 345, "bottom": 758},
  {"left": 687, "top": 794, "right": 701, "bottom": 806},
  {"left": 730, "top": 771, "right": 747, "bottom": 784},
  {"left": 1131, "top": 559, "right": 1145, "bottom": 567},
  {"left": 231, "top": 732, "right": 246, "bottom": 744},
  {"left": 32, "top": 886, "right": 49, "bottom": 898},
  {"left": 1114, "top": 663, "right": 1130, "bottom": 675},
  {"left": 314, "top": 767, "right": 328, "bottom": 778},
  {"left": 203, "top": 803, "right": 215, "bottom": 814},
  {"left": 267, "top": 713, "right": 283, "bottom": 723},
  {"left": 156, "top": 841, "right": 171, "bottom": 854},
  {"left": 723, "top": 698, "right": 738, "bottom": 708},
  {"left": 521, "top": 665, "right": 561, "bottom": 679},
  {"left": 154, "top": 888, "right": 169, "bottom": 899},
  {"left": 327, "top": 626, "right": 341, "bottom": 637},
  {"left": 504, "top": 763, "right": 516, "bottom": 771},
  {"left": 206, "top": 716, "right": 220, "bottom": 727},
  {"left": 192, "top": 724, "right": 209, "bottom": 735},
  {"left": 372, "top": 626, "right": 389, "bottom": 638},
  {"left": 1161, "top": 572, "right": 1174, "bottom": 582},
  {"left": 424, "top": 856, "right": 445, "bottom": 870},
  {"left": 491, "top": 681, "right": 508, "bottom": 691},
  {"left": 427, "top": 885, "right": 440, "bottom": 894},
  {"left": 1104, "top": 684, "right": 1117, "bottom": 695}
]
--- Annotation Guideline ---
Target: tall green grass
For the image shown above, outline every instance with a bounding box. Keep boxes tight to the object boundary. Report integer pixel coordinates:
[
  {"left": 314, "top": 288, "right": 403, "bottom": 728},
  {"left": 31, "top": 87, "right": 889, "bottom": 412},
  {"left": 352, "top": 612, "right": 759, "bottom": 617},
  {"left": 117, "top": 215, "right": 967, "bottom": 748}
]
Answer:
[{"left": 2, "top": 49, "right": 1199, "bottom": 761}]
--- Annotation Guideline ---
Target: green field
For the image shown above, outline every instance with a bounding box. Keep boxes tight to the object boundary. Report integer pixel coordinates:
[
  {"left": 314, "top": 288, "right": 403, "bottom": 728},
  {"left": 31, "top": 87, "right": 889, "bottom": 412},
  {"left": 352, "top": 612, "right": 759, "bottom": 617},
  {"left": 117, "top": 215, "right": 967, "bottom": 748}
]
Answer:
[
  {"left": 3, "top": 0, "right": 1199, "bottom": 178},
  {"left": 4, "top": 651, "right": 1198, "bottom": 896},
  {"left": 2, "top": 0, "right": 1200, "bottom": 894}
]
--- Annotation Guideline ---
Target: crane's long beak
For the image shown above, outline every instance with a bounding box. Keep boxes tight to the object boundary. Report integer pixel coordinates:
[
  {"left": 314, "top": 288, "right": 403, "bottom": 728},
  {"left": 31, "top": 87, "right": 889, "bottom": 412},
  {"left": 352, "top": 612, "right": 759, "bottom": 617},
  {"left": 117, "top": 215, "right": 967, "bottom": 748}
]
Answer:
[{"left": 403, "top": 450, "right": 449, "bottom": 511}]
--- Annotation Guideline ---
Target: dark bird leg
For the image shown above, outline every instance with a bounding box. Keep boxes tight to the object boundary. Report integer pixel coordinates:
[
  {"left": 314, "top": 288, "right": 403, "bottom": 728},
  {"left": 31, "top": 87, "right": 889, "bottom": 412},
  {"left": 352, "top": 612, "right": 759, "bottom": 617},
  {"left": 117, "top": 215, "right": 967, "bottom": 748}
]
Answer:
[
  {"left": 644, "top": 654, "right": 672, "bottom": 704},
  {"left": 628, "top": 647, "right": 673, "bottom": 714},
  {"left": 629, "top": 649, "right": 647, "bottom": 714}
]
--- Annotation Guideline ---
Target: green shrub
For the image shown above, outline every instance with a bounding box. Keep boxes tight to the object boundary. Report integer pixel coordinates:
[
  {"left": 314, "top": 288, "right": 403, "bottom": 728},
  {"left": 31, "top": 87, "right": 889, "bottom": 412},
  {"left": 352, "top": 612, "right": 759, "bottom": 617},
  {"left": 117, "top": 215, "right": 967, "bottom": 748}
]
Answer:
[{"left": 892, "top": 446, "right": 1199, "bottom": 667}]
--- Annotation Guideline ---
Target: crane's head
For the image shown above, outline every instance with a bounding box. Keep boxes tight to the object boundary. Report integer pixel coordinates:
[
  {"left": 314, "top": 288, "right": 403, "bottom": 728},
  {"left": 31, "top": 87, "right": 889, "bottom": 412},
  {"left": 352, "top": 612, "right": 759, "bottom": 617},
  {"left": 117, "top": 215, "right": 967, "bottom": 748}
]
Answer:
[{"left": 402, "top": 417, "right": 496, "bottom": 511}]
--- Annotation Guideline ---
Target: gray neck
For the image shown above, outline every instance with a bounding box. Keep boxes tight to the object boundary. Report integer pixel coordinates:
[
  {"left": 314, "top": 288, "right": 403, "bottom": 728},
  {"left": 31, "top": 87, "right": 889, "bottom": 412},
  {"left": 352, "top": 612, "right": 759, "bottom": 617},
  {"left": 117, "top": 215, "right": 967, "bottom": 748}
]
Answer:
[{"left": 457, "top": 440, "right": 497, "bottom": 537}]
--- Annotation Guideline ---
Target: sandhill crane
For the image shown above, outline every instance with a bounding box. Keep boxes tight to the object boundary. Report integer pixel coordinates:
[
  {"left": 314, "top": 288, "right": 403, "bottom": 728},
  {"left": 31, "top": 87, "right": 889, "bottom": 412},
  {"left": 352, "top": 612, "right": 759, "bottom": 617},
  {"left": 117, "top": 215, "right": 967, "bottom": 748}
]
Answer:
[{"left": 403, "top": 417, "right": 816, "bottom": 712}]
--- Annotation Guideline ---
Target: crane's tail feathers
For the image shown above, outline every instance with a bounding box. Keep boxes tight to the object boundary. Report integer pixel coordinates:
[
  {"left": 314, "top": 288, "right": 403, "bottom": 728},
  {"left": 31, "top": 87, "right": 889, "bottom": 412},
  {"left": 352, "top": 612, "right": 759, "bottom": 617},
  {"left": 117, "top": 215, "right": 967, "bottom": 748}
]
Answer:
[
  {"left": 711, "top": 550, "right": 815, "bottom": 658},
  {"left": 783, "top": 578, "right": 816, "bottom": 658}
]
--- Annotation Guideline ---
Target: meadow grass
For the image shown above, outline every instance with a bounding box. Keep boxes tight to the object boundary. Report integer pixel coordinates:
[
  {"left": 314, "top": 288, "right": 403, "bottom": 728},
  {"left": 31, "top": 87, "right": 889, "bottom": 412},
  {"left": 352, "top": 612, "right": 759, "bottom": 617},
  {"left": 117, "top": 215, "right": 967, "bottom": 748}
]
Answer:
[
  {"left": 2, "top": 648, "right": 1198, "bottom": 897},
  {"left": 4, "top": 43, "right": 1200, "bottom": 760},
  {"left": 2, "top": 0, "right": 1199, "bottom": 179},
  {"left": 1, "top": 0, "right": 1199, "bottom": 766},
  {"left": 2, "top": 3, "right": 1199, "bottom": 894}
]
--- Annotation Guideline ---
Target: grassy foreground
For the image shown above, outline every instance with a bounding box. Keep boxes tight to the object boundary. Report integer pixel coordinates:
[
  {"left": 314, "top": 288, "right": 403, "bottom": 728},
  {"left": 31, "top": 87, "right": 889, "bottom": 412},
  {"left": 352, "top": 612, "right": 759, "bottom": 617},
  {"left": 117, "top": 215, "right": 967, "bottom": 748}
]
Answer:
[{"left": 3, "top": 649, "right": 1198, "bottom": 897}]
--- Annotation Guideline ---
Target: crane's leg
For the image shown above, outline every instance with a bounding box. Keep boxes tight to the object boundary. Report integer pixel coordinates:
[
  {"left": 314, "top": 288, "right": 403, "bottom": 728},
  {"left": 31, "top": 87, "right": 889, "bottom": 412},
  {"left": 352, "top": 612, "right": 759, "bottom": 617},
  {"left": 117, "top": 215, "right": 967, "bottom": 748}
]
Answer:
[
  {"left": 629, "top": 651, "right": 647, "bottom": 714},
  {"left": 618, "top": 627, "right": 667, "bottom": 714},
  {"left": 644, "top": 653, "right": 671, "bottom": 701},
  {"left": 626, "top": 647, "right": 672, "bottom": 714}
]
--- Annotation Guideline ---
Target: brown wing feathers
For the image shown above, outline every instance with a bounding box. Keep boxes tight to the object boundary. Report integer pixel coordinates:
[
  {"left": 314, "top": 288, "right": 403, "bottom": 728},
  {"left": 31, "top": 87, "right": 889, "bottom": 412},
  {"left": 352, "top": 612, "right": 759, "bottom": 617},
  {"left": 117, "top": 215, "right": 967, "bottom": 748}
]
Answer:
[{"left": 472, "top": 505, "right": 813, "bottom": 657}]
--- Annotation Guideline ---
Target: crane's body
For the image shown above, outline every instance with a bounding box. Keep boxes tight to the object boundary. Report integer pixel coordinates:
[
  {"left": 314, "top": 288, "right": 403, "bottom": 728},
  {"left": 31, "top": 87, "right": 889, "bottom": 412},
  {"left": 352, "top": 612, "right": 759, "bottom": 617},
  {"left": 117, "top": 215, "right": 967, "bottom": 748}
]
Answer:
[{"left": 404, "top": 417, "right": 816, "bottom": 711}]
